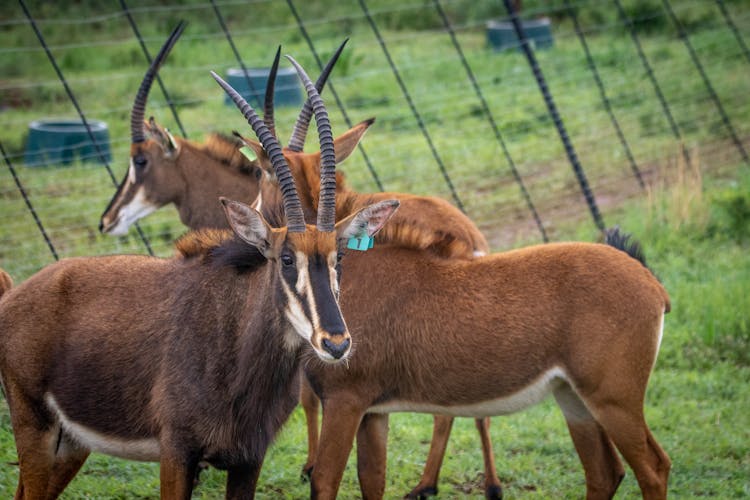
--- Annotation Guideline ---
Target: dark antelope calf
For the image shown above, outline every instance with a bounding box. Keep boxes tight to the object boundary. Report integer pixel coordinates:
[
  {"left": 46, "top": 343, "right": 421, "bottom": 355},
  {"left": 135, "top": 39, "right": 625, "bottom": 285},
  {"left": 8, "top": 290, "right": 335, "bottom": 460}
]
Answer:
[
  {"left": 301, "top": 229, "right": 671, "bottom": 500},
  {"left": 0, "top": 53, "right": 398, "bottom": 499},
  {"left": 99, "top": 31, "right": 498, "bottom": 495}
]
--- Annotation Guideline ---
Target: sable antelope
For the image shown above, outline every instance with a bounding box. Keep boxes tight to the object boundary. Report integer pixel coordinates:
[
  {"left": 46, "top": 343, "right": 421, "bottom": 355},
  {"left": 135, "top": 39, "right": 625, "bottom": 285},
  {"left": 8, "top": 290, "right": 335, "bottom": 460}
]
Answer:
[
  {"left": 290, "top": 228, "right": 671, "bottom": 500},
  {"left": 99, "top": 30, "right": 497, "bottom": 493},
  {"left": 99, "top": 35, "right": 364, "bottom": 236},
  {"left": 0, "top": 53, "right": 399, "bottom": 499}
]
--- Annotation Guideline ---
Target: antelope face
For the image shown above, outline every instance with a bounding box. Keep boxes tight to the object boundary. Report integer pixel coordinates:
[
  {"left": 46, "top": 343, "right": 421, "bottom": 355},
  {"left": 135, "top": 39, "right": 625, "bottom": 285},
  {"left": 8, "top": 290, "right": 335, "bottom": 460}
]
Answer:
[
  {"left": 100, "top": 136, "right": 182, "bottom": 236},
  {"left": 222, "top": 198, "right": 399, "bottom": 363}
]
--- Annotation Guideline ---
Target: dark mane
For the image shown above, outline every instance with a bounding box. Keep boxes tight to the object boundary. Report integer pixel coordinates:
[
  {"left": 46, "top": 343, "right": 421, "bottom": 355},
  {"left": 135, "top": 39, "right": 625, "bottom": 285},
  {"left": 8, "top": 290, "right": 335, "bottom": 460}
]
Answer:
[
  {"left": 175, "top": 229, "right": 267, "bottom": 273},
  {"left": 200, "top": 133, "right": 259, "bottom": 177},
  {"left": 604, "top": 227, "right": 649, "bottom": 271}
]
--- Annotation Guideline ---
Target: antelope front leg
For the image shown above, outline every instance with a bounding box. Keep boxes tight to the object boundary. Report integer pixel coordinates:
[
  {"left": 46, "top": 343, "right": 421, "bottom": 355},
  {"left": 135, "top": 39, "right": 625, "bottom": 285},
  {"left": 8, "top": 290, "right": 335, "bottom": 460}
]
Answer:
[
  {"left": 225, "top": 460, "right": 262, "bottom": 500},
  {"left": 159, "top": 453, "right": 199, "bottom": 500},
  {"left": 356, "top": 413, "right": 390, "bottom": 499},
  {"left": 310, "top": 398, "right": 366, "bottom": 500}
]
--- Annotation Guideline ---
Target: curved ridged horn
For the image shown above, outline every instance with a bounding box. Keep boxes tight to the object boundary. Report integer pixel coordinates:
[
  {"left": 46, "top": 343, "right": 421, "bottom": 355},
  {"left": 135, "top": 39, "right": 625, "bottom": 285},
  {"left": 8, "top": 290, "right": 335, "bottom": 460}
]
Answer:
[
  {"left": 287, "top": 38, "right": 348, "bottom": 152},
  {"left": 285, "top": 56, "right": 336, "bottom": 232},
  {"left": 263, "top": 46, "right": 281, "bottom": 139},
  {"left": 211, "top": 71, "right": 306, "bottom": 232},
  {"left": 131, "top": 21, "right": 186, "bottom": 144}
]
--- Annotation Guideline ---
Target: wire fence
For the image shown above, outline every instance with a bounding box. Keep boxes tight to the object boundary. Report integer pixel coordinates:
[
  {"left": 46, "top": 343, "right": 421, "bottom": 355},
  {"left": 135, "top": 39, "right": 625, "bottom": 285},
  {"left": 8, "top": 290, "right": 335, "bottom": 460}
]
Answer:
[{"left": 1, "top": 0, "right": 749, "bottom": 280}]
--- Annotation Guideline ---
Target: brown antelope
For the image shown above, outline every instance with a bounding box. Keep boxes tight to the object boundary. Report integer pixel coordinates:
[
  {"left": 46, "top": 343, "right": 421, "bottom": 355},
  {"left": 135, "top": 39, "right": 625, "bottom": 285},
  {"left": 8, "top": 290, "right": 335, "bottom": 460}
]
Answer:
[
  {"left": 0, "top": 54, "right": 400, "bottom": 499},
  {"left": 99, "top": 32, "right": 355, "bottom": 235},
  {"left": 98, "top": 30, "right": 499, "bottom": 495},
  {"left": 287, "top": 227, "right": 670, "bottom": 500}
]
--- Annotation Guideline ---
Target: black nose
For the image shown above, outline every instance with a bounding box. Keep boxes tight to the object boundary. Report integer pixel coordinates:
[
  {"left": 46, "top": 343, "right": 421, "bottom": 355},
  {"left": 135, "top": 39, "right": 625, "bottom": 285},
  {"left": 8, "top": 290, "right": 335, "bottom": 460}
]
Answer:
[
  {"left": 322, "top": 337, "right": 350, "bottom": 359},
  {"left": 98, "top": 220, "right": 104, "bottom": 233}
]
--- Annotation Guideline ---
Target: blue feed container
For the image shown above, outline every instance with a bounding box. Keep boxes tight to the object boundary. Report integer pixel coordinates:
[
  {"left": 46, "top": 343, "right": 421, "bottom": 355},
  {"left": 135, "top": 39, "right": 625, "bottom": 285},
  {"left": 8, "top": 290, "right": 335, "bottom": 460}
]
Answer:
[
  {"left": 223, "top": 67, "right": 303, "bottom": 108},
  {"left": 487, "top": 18, "right": 554, "bottom": 51},
  {"left": 25, "top": 119, "right": 111, "bottom": 167}
]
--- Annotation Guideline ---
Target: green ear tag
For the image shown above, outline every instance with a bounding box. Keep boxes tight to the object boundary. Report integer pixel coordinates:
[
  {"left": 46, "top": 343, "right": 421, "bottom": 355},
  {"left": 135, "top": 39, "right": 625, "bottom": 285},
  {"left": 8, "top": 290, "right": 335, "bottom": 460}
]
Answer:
[
  {"left": 239, "top": 145, "right": 257, "bottom": 162},
  {"left": 347, "top": 235, "right": 372, "bottom": 251}
]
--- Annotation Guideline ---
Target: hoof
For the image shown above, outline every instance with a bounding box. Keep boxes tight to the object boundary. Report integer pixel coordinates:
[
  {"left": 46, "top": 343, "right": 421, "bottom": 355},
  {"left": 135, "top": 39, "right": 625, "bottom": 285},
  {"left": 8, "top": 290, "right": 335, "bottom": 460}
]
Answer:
[
  {"left": 404, "top": 485, "right": 438, "bottom": 499},
  {"left": 300, "top": 464, "right": 313, "bottom": 482},
  {"left": 485, "top": 484, "right": 503, "bottom": 500}
]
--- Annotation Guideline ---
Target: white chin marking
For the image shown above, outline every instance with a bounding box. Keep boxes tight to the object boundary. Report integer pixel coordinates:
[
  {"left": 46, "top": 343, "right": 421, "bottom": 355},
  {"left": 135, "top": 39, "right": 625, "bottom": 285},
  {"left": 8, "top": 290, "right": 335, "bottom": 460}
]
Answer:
[
  {"left": 106, "top": 188, "right": 157, "bottom": 235},
  {"left": 369, "top": 367, "right": 566, "bottom": 417},
  {"left": 45, "top": 394, "right": 159, "bottom": 461},
  {"left": 473, "top": 250, "right": 487, "bottom": 257}
]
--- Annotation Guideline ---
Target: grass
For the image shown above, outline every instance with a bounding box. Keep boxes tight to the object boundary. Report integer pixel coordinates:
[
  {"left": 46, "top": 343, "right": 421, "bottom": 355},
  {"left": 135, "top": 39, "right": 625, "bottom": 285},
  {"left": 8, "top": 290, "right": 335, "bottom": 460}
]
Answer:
[{"left": 1, "top": 1, "right": 750, "bottom": 497}]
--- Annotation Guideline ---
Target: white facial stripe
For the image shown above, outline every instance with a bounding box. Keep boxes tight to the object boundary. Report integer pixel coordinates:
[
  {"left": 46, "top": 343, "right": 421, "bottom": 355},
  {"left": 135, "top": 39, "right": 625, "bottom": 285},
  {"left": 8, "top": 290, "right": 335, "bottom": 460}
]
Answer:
[
  {"left": 281, "top": 278, "right": 313, "bottom": 343},
  {"left": 369, "top": 367, "right": 567, "bottom": 417},
  {"left": 295, "top": 252, "right": 309, "bottom": 294},
  {"left": 251, "top": 191, "right": 263, "bottom": 212},
  {"left": 127, "top": 157, "right": 137, "bottom": 185},
  {"left": 45, "top": 393, "right": 160, "bottom": 461},
  {"left": 329, "top": 251, "right": 339, "bottom": 295},
  {"left": 106, "top": 188, "right": 158, "bottom": 236}
]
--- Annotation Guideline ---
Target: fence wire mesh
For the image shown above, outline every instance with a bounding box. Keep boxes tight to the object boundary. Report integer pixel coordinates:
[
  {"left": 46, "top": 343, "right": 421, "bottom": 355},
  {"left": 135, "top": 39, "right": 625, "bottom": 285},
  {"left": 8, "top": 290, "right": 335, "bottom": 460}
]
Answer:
[{"left": 1, "top": 0, "right": 749, "bottom": 280}]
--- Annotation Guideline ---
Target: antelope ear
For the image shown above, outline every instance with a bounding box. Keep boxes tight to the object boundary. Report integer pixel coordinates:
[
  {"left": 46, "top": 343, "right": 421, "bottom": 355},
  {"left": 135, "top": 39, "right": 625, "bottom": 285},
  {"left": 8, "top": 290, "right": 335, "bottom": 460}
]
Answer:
[
  {"left": 333, "top": 117, "right": 375, "bottom": 164},
  {"left": 335, "top": 199, "right": 400, "bottom": 241},
  {"left": 234, "top": 132, "right": 273, "bottom": 177},
  {"left": 147, "top": 117, "right": 179, "bottom": 157},
  {"left": 220, "top": 197, "right": 273, "bottom": 257}
]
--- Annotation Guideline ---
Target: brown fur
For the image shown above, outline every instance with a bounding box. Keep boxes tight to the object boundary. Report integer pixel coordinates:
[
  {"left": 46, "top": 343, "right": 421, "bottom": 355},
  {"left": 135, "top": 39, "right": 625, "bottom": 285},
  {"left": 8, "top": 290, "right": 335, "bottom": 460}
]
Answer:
[
  {"left": 303, "top": 243, "right": 671, "bottom": 499},
  {"left": 200, "top": 133, "right": 258, "bottom": 177}
]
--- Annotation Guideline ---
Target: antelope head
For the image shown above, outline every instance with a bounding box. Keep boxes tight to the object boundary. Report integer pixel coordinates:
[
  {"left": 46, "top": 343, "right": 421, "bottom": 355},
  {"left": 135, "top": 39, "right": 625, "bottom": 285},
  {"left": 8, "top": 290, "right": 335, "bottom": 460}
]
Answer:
[
  {"left": 100, "top": 22, "right": 188, "bottom": 235},
  {"left": 213, "top": 55, "right": 399, "bottom": 362}
]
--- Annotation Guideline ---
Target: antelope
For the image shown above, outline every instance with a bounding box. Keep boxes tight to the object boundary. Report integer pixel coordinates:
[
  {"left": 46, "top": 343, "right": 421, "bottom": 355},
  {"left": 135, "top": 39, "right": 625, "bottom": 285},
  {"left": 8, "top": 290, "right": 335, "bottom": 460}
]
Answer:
[
  {"left": 289, "top": 227, "right": 671, "bottom": 500},
  {"left": 0, "top": 52, "right": 400, "bottom": 499},
  {"left": 99, "top": 30, "right": 499, "bottom": 495}
]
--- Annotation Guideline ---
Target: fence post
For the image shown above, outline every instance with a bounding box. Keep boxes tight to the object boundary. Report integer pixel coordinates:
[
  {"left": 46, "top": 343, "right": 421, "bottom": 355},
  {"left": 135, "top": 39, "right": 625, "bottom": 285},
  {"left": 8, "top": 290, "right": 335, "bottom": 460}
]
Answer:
[
  {"left": 285, "top": 0, "right": 385, "bottom": 192},
  {"left": 661, "top": 0, "right": 749, "bottom": 165},
  {"left": 564, "top": 0, "right": 645, "bottom": 190},
  {"left": 19, "top": 0, "right": 154, "bottom": 256},
  {"left": 359, "top": 0, "right": 465, "bottom": 212},
  {"left": 502, "top": 0, "right": 605, "bottom": 232},
  {"left": 432, "top": 0, "right": 547, "bottom": 241}
]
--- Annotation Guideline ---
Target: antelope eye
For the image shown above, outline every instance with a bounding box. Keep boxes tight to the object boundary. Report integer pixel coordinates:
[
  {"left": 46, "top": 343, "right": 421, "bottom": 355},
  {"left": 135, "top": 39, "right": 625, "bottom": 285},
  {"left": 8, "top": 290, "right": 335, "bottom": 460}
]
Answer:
[
  {"left": 281, "top": 254, "right": 294, "bottom": 267},
  {"left": 336, "top": 251, "right": 345, "bottom": 262},
  {"left": 133, "top": 155, "right": 148, "bottom": 168}
]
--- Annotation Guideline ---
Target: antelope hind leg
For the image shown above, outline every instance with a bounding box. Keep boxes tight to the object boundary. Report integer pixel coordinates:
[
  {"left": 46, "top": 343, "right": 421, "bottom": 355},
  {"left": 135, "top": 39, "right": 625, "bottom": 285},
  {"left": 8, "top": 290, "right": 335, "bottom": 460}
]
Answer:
[{"left": 554, "top": 384, "right": 624, "bottom": 500}]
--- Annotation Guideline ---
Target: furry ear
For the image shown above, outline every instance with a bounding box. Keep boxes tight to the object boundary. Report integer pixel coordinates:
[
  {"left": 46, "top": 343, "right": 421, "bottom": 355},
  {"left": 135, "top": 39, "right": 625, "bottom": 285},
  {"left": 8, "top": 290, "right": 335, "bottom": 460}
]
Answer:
[
  {"left": 233, "top": 132, "right": 273, "bottom": 178},
  {"left": 333, "top": 117, "right": 375, "bottom": 164},
  {"left": 335, "top": 199, "right": 400, "bottom": 242},
  {"left": 220, "top": 197, "right": 273, "bottom": 257},
  {"left": 146, "top": 117, "right": 179, "bottom": 157}
]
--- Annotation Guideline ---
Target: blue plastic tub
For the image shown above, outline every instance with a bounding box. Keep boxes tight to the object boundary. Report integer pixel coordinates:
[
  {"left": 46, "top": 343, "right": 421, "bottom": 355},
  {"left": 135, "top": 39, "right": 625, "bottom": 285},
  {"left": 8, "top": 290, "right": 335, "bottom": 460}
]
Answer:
[
  {"left": 223, "top": 67, "right": 303, "bottom": 108},
  {"left": 487, "top": 18, "right": 554, "bottom": 51},
  {"left": 24, "top": 119, "right": 111, "bottom": 167}
]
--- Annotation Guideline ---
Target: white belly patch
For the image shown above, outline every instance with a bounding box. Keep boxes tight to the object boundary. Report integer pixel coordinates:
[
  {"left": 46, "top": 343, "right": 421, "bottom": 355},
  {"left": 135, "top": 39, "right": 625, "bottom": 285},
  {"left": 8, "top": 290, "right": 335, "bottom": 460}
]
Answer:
[
  {"left": 45, "top": 394, "right": 160, "bottom": 461},
  {"left": 368, "top": 367, "right": 567, "bottom": 418}
]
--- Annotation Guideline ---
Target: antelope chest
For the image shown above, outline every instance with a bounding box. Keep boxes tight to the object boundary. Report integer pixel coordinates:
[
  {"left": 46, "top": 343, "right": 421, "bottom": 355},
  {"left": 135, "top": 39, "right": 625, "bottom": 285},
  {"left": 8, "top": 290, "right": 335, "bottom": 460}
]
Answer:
[{"left": 368, "top": 367, "right": 567, "bottom": 418}]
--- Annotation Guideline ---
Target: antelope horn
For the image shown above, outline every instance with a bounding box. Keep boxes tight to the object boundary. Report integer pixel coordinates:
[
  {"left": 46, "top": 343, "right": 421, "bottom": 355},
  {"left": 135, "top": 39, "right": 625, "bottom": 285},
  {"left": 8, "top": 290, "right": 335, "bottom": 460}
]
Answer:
[
  {"left": 211, "top": 71, "right": 306, "bottom": 232},
  {"left": 131, "top": 21, "right": 186, "bottom": 144},
  {"left": 263, "top": 46, "right": 281, "bottom": 139},
  {"left": 285, "top": 55, "right": 336, "bottom": 232},
  {"left": 287, "top": 38, "right": 348, "bottom": 152}
]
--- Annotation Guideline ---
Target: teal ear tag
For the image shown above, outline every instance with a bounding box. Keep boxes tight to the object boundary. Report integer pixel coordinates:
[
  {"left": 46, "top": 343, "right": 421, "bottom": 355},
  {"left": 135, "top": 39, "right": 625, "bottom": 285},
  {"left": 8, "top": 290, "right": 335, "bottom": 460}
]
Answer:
[
  {"left": 347, "top": 234, "right": 373, "bottom": 251},
  {"left": 239, "top": 145, "right": 257, "bottom": 162}
]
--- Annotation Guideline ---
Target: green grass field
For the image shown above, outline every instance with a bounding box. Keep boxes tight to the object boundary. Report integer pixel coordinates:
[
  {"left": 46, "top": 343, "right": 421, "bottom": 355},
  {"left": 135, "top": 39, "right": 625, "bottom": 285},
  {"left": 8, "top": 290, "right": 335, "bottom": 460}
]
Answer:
[
  {"left": 1, "top": 166, "right": 748, "bottom": 498},
  {"left": 1, "top": 0, "right": 749, "bottom": 497}
]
